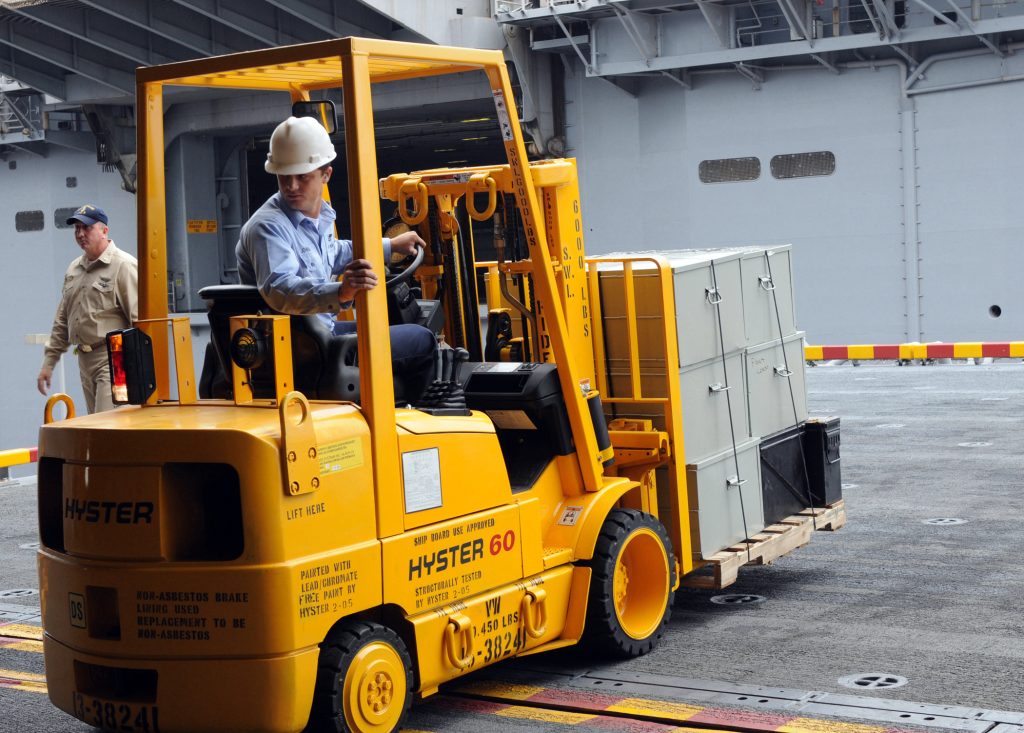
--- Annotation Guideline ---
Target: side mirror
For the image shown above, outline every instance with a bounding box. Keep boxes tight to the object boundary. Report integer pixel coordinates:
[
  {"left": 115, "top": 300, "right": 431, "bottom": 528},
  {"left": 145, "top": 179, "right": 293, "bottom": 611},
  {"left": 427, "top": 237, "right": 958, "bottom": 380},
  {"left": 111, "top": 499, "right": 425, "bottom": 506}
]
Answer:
[{"left": 291, "top": 100, "right": 338, "bottom": 135}]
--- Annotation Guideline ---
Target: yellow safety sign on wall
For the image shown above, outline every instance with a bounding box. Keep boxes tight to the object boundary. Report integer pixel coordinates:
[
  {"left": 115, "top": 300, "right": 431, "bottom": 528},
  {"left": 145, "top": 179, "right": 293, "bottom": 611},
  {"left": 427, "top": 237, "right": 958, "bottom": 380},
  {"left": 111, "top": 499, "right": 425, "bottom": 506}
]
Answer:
[{"left": 186, "top": 219, "right": 218, "bottom": 233}]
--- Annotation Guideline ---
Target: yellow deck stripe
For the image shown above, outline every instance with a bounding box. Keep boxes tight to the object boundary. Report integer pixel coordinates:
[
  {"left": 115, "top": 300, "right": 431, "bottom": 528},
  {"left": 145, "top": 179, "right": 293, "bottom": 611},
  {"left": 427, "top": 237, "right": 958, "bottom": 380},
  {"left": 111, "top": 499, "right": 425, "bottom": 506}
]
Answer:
[
  {"left": 606, "top": 697, "right": 703, "bottom": 719},
  {"left": 456, "top": 680, "right": 545, "bottom": 699},
  {"left": 0, "top": 624, "right": 43, "bottom": 641},
  {"left": 495, "top": 706, "right": 598, "bottom": 724},
  {"left": 0, "top": 638, "right": 42, "bottom": 653}
]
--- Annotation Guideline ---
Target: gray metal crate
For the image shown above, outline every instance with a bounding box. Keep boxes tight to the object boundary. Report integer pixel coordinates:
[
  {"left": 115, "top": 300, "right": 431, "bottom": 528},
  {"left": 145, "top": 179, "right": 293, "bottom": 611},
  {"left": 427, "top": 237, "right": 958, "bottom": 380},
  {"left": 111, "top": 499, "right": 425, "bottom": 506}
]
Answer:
[
  {"left": 669, "top": 251, "right": 745, "bottom": 367},
  {"left": 686, "top": 438, "right": 765, "bottom": 559},
  {"left": 603, "top": 349, "right": 748, "bottom": 464},
  {"left": 740, "top": 246, "right": 797, "bottom": 348},
  {"left": 680, "top": 350, "right": 749, "bottom": 463},
  {"left": 594, "top": 249, "right": 747, "bottom": 369},
  {"left": 746, "top": 332, "right": 808, "bottom": 439}
]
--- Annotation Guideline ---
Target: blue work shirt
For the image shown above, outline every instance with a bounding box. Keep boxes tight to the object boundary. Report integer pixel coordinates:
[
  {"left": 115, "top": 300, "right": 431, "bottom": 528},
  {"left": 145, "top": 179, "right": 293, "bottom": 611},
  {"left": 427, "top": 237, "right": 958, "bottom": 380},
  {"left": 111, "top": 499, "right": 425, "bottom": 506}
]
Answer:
[{"left": 236, "top": 192, "right": 391, "bottom": 330}]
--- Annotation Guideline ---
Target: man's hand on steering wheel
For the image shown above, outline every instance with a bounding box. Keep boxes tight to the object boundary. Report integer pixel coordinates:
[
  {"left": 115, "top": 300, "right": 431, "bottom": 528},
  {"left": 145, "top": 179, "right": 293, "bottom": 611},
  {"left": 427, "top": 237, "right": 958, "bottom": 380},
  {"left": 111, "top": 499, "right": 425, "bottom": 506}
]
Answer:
[
  {"left": 389, "top": 230, "right": 425, "bottom": 257},
  {"left": 386, "top": 230, "right": 426, "bottom": 288}
]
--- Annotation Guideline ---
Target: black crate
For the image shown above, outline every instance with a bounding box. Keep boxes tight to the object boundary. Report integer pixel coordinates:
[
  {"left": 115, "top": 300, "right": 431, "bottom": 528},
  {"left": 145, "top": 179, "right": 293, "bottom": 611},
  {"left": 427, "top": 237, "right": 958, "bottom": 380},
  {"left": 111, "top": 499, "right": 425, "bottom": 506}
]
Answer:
[
  {"left": 803, "top": 417, "right": 842, "bottom": 505},
  {"left": 759, "top": 425, "right": 813, "bottom": 525}
]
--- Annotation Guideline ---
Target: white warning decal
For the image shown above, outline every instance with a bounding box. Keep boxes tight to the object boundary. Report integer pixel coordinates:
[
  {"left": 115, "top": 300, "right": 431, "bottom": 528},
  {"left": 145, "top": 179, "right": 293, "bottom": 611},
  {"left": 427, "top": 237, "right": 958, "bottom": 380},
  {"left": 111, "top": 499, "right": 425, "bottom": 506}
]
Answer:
[
  {"left": 402, "top": 448, "right": 443, "bottom": 513},
  {"left": 558, "top": 506, "right": 584, "bottom": 526},
  {"left": 492, "top": 89, "right": 515, "bottom": 141}
]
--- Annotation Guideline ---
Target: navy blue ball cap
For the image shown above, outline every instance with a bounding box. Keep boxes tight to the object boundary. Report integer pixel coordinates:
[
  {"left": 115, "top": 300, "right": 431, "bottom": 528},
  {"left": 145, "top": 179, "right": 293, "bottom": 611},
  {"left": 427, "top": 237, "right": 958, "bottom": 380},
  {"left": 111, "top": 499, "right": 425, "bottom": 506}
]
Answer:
[{"left": 66, "top": 204, "right": 108, "bottom": 227}]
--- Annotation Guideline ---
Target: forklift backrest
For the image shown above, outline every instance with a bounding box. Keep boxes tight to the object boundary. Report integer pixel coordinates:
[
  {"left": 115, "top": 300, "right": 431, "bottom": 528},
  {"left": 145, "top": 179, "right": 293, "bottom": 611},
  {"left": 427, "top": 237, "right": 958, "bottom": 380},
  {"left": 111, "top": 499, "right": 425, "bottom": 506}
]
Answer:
[{"left": 198, "top": 285, "right": 360, "bottom": 402}]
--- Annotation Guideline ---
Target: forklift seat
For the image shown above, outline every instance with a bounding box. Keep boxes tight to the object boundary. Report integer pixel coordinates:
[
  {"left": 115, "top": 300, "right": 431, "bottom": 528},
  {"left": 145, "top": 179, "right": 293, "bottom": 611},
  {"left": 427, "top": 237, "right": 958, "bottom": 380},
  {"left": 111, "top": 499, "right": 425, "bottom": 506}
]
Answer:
[{"left": 198, "top": 285, "right": 360, "bottom": 402}]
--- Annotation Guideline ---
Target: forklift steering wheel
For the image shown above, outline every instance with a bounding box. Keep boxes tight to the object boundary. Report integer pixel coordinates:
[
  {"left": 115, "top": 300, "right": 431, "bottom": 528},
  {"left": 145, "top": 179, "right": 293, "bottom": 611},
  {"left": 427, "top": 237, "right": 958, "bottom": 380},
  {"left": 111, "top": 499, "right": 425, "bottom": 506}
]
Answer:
[{"left": 385, "top": 243, "right": 424, "bottom": 289}]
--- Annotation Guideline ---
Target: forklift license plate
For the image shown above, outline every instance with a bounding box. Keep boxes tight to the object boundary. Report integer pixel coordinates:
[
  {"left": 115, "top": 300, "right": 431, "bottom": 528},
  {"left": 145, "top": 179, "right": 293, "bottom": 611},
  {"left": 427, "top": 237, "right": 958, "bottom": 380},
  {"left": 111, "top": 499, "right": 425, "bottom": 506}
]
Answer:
[{"left": 72, "top": 692, "right": 160, "bottom": 732}]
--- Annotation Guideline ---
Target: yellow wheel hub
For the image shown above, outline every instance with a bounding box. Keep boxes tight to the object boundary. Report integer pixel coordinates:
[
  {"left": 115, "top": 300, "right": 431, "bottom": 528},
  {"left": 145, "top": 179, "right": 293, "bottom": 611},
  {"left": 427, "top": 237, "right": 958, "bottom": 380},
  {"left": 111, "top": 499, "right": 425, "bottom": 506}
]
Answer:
[
  {"left": 343, "top": 641, "right": 407, "bottom": 733},
  {"left": 612, "top": 528, "right": 670, "bottom": 640}
]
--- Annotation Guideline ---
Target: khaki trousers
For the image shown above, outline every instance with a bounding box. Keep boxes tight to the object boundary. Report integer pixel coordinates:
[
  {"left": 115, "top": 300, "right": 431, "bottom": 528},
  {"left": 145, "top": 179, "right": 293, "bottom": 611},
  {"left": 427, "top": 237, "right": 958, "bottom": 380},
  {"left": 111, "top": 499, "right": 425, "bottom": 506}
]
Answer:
[{"left": 77, "top": 346, "right": 114, "bottom": 413}]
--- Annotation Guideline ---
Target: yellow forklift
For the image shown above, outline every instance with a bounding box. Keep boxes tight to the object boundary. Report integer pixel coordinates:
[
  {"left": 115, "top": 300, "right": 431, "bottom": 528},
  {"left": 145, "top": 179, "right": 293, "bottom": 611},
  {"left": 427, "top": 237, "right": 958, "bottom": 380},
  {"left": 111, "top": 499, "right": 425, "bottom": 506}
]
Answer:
[{"left": 37, "top": 38, "right": 837, "bottom": 733}]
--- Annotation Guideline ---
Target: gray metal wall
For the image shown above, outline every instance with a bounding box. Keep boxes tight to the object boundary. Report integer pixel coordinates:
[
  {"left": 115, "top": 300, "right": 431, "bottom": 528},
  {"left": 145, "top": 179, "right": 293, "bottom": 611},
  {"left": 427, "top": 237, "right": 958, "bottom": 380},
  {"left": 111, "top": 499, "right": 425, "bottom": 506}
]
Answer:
[
  {"left": 1, "top": 147, "right": 136, "bottom": 466},
  {"left": 915, "top": 83, "right": 1024, "bottom": 342},
  {"left": 564, "top": 63, "right": 1024, "bottom": 347}
]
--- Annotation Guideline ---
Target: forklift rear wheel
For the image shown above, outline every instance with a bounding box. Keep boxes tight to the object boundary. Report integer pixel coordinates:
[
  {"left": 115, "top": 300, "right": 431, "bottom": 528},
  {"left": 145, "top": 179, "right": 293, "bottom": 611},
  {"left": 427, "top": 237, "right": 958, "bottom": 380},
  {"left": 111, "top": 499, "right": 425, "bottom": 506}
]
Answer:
[
  {"left": 585, "top": 509, "right": 675, "bottom": 657},
  {"left": 307, "top": 621, "right": 413, "bottom": 733}
]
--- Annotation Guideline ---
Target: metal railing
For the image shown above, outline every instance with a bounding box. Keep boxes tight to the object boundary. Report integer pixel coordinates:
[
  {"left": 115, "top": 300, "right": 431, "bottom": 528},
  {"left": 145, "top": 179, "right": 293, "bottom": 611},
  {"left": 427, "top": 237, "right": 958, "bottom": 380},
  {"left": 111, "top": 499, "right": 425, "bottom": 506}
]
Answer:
[{"left": 0, "top": 91, "right": 42, "bottom": 139}]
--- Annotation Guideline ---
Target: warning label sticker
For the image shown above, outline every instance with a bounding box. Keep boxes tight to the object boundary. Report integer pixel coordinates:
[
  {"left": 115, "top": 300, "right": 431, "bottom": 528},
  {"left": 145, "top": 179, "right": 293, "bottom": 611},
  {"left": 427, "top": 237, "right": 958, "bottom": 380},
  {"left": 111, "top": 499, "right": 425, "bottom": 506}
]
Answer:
[
  {"left": 492, "top": 89, "right": 514, "bottom": 141},
  {"left": 402, "top": 448, "right": 443, "bottom": 513},
  {"left": 318, "top": 438, "right": 364, "bottom": 475},
  {"left": 557, "top": 506, "right": 583, "bottom": 526},
  {"left": 485, "top": 410, "right": 537, "bottom": 431}
]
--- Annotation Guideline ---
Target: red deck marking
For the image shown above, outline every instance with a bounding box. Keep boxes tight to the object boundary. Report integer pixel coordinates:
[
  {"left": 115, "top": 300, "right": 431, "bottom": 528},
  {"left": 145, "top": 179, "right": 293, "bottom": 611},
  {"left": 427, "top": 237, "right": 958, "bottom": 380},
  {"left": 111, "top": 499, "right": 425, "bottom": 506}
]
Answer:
[
  {"left": 983, "top": 342, "right": 1011, "bottom": 357},
  {"left": 0, "top": 672, "right": 47, "bottom": 694},
  {"left": 873, "top": 345, "right": 901, "bottom": 359},
  {"left": 688, "top": 706, "right": 793, "bottom": 730},
  {"left": 821, "top": 346, "right": 849, "bottom": 360},
  {"left": 926, "top": 343, "right": 954, "bottom": 358}
]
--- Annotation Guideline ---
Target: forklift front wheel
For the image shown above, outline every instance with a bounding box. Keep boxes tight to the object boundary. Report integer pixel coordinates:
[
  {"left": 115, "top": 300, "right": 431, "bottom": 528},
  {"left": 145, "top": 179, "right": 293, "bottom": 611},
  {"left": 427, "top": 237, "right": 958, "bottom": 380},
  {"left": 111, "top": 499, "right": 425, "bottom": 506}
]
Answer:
[
  {"left": 584, "top": 509, "right": 675, "bottom": 658},
  {"left": 307, "top": 621, "right": 413, "bottom": 733}
]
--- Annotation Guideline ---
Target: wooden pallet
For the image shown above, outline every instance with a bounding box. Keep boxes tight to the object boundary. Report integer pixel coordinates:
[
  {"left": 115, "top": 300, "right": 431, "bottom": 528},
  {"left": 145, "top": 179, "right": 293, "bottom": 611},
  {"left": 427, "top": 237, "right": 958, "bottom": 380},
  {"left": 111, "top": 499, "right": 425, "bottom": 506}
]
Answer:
[{"left": 681, "top": 500, "right": 846, "bottom": 590}]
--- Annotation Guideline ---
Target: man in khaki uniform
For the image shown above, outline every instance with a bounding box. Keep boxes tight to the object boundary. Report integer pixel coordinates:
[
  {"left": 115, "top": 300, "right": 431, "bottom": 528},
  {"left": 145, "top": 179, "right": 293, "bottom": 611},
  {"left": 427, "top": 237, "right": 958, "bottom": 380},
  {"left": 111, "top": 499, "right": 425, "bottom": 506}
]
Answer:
[{"left": 37, "top": 205, "right": 138, "bottom": 413}]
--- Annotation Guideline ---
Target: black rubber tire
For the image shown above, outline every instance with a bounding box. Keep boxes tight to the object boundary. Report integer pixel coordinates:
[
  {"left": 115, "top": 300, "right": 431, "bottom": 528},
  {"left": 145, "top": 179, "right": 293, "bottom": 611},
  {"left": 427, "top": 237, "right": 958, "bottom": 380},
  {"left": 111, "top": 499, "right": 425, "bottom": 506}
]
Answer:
[
  {"left": 305, "top": 621, "right": 413, "bottom": 733},
  {"left": 583, "top": 508, "right": 676, "bottom": 658}
]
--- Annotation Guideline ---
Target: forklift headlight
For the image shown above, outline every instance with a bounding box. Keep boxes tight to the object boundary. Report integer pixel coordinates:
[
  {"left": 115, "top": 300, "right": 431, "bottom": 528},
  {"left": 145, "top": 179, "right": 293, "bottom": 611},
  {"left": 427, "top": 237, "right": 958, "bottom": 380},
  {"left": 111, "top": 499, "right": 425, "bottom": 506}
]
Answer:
[{"left": 106, "top": 328, "right": 156, "bottom": 405}]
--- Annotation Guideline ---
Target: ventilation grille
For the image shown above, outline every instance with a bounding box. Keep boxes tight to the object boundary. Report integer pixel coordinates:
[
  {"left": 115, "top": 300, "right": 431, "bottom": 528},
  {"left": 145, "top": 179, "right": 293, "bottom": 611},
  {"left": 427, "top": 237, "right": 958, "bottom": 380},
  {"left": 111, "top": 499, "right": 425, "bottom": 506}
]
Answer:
[
  {"left": 699, "top": 156, "right": 760, "bottom": 183},
  {"left": 770, "top": 151, "right": 836, "bottom": 179}
]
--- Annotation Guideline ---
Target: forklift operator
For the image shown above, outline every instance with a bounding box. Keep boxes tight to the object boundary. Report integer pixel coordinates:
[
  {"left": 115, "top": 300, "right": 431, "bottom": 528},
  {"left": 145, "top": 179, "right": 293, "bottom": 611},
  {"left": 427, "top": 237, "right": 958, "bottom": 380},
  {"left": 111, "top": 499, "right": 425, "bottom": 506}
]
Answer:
[{"left": 236, "top": 116, "right": 437, "bottom": 401}]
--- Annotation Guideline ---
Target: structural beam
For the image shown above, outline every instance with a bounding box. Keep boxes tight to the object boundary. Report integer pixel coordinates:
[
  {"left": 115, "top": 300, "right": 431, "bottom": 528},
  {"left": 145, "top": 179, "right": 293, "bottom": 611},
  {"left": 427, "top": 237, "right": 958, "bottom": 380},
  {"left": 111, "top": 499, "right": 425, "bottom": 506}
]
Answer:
[
  {"left": 940, "top": 0, "right": 1005, "bottom": 56},
  {"left": 7, "top": 141, "right": 46, "bottom": 157},
  {"left": 608, "top": 2, "right": 657, "bottom": 65},
  {"left": 263, "top": 0, "right": 376, "bottom": 40},
  {"left": 553, "top": 14, "right": 594, "bottom": 74},
  {"left": 589, "top": 13, "right": 1024, "bottom": 75},
  {"left": 39, "top": 130, "right": 96, "bottom": 153},
  {"left": 77, "top": 0, "right": 247, "bottom": 57},
  {"left": 870, "top": 0, "right": 900, "bottom": 39},
  {"left": 0, "top": 20, "right": 134, "bottom": 95},
  {"left": 167, "top": 0, "right": 311, "bottom": 48},
  {"left": 660, "top": 69, "right": 691, "bottom": 89},
  {"left": 810, "top": 53, "right": 840, "bottom": 73},
  {"left": 8, "top": 4, "right": 175, "bottom": 68},
  {"left": 777, "top": 0, "right": 812, "bottom": 43},
  {"left": 734, "top": 62, "right": 763, "bottom": 89},
  {"left": 694, "top": 0, "right": 732, "bottom": 48},
  {"left": 0, "top": 45, "right": 64, "bottom": 99}
]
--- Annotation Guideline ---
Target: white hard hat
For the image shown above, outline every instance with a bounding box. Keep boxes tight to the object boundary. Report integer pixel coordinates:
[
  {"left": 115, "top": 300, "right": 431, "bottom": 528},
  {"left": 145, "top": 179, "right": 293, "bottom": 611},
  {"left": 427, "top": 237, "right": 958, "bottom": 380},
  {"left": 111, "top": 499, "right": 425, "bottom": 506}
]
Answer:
[{"left": 265, "top": 116, "right": 337, "bottom": 175}]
